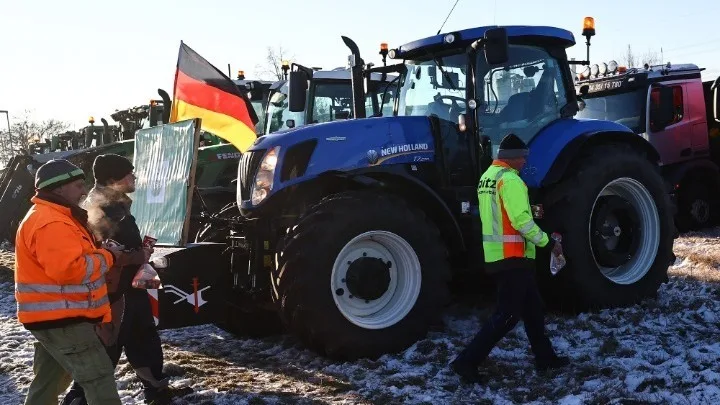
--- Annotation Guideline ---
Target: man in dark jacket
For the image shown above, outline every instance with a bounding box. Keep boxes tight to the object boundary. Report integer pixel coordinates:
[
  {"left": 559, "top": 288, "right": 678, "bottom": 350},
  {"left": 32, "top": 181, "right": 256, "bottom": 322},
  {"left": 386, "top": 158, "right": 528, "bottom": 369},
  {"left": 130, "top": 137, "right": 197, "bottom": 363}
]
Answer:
[{"left": 62, "top": 154, "right": 190, "bottom": 405}]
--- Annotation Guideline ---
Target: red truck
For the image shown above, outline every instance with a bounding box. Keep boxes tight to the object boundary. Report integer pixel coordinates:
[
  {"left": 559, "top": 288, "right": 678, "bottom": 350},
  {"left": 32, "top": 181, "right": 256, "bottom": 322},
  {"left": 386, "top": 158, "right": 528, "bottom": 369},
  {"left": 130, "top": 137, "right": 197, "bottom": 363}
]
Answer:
[{"left": 575, "top": 62, "right": 720, "bottom": 231}]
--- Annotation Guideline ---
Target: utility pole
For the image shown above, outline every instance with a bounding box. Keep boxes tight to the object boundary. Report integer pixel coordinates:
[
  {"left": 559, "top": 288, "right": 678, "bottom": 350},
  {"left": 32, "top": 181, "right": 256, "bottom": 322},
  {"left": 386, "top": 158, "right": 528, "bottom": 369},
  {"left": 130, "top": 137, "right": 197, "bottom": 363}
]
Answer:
[{"left": 0, "top": 110, "right": 11, "bottom": 166}]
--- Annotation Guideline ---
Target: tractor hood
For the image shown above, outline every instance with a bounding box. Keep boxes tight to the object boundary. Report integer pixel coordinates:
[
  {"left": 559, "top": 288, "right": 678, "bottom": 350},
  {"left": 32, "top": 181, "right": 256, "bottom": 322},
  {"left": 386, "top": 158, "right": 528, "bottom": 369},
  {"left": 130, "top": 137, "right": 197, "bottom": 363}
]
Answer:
[
  {"left": 238, "top": 116, "right": 436, "bottom": 208},
  {"left": 249, "top": 115, "right": 435, "bottom": 177}
]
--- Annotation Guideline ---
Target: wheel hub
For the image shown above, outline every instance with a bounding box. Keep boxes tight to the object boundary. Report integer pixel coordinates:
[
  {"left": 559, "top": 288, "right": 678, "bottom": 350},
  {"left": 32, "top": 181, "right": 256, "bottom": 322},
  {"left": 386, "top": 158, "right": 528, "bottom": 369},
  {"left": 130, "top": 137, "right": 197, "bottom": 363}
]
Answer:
[
  {"left": 345, "top": 257, "right": 391, "bottom": 301},
  {"left": 591, "top": 195, "right": 640, "bottom": 268},
  {"left": 691, "top": 199, "right": 710, "bottom": 224}
]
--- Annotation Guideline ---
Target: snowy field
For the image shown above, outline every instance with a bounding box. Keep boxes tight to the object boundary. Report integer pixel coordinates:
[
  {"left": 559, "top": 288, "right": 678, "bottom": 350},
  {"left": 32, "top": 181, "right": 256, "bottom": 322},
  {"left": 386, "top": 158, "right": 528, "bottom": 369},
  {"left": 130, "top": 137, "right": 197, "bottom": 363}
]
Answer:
[{"left": 1, "top": 229, "right": 720, "bottom": 404}]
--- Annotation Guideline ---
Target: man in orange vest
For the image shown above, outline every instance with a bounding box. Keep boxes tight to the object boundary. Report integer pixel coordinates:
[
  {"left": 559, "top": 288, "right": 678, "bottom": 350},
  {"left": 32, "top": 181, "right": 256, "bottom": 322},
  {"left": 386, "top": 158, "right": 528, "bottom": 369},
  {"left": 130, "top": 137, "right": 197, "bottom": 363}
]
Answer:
[
  {"left": 450, "top": 134, "right": 569, "bottom": 384},
  {"left": 14, "top": 159, "right": 150, "bottom": 405}
]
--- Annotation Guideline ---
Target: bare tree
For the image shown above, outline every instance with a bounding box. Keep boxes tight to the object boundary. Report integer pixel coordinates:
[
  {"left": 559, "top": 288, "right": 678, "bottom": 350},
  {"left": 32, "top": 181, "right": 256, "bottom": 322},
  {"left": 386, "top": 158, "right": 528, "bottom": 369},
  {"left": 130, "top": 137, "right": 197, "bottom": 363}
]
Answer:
[
  {"left": 253, "top": 45, "right": 294, "bottom": 81},
  {"left": 0, "top": 110, "right": 70, "bottom": 164},
  {"left": 641, "top": 49, "right": 661, "bottom": 67},
  {"left": 623, "top": 44, "right": 636, "bottom": 68}
]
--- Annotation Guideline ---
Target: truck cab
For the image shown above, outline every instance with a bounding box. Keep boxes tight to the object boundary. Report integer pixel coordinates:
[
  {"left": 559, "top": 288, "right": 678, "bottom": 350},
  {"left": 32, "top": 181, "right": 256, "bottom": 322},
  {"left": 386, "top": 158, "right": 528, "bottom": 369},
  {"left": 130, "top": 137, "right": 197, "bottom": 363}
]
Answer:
[{"left": 575, "top": 62, "right": 720, "bottom": 230}]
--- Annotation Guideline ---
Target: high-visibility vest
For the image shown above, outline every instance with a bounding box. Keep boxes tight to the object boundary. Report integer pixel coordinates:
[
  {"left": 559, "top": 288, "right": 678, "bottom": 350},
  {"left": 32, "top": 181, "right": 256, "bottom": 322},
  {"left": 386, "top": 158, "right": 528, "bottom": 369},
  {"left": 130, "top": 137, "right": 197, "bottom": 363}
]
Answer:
[
  {"left": 15, "top": 196, "right": 114, "bottom": 325},
  {"left": 478, "top": 161, "right": 550, "bottom": 264}
]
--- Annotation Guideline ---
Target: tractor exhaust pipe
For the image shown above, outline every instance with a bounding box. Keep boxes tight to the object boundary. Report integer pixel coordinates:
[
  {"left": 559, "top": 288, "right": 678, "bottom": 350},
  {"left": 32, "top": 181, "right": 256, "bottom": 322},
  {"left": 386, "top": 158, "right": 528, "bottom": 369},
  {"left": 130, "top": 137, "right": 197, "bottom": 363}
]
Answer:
[
  {"left": 158, "top": 89, "right": 172, "bottom": 124},
  {"left": 100, "top": 118, "right": 111, "bottom": 144},
  {"left": 341, "top": 35, "right": 366, "bottom": 119}
]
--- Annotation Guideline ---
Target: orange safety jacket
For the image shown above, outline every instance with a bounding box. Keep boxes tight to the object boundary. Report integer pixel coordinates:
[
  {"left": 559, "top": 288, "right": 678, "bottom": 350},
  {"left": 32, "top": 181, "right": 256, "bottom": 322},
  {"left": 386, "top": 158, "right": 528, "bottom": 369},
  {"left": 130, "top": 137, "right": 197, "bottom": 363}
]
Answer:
[{"left": 14, "top": 196, "right": 115, "bottom": 328}]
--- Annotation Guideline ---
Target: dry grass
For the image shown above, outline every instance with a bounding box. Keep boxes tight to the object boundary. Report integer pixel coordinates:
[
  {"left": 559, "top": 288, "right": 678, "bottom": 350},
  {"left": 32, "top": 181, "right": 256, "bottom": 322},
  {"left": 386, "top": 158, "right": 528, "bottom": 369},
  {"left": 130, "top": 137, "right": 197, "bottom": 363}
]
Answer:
[{"left": 671, "top": 236, "right": 720, "bottom": 283}]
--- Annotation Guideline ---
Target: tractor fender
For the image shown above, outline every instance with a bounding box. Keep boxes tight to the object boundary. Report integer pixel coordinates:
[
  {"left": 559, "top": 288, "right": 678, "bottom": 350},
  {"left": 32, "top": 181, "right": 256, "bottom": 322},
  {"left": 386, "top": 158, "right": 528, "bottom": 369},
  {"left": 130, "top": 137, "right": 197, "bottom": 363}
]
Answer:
[
  {"left": 662, "top": 158, "right": 720, "bottom": 190},
  {"left": 538, "top": 126, "right": 660, "bottom": 188},
  {"left": 337, "top": 168, "right": 466, "bottom": 253}
]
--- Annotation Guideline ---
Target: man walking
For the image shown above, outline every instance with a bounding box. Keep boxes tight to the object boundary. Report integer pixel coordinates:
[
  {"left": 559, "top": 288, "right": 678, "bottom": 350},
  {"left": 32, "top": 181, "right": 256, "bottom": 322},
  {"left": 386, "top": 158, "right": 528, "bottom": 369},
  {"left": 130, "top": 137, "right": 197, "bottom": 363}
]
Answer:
[
  {"left": 15, "top": 159, "right": 149, "bottom": 405},
  {"left": 62, "top": 154, "right": 188, "bottom": 405},
  {"left": 450, "top": 134, "right": 569, "bottom": 383}
]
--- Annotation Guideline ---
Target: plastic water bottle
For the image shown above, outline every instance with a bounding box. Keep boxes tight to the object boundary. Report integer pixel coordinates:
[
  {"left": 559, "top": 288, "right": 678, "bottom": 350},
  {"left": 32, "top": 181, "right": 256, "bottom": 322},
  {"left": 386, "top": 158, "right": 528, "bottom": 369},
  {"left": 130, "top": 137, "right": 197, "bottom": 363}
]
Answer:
[{"left": 549, "top": 233, "right": 566, "bottom": 276}]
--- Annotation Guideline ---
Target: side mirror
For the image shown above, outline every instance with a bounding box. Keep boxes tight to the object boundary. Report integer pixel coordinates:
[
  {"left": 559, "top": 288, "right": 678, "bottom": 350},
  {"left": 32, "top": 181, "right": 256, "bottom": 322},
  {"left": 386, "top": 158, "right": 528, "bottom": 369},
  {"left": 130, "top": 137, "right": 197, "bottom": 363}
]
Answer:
[
  {"left": 649, "top": 85, "right": 675, "bottom": 132},
  {"left": 484, "top": 28, "right": 509, "bottom": 66},
  {"left": 288, "top": 71, "right": 309, "bottom": 113}
]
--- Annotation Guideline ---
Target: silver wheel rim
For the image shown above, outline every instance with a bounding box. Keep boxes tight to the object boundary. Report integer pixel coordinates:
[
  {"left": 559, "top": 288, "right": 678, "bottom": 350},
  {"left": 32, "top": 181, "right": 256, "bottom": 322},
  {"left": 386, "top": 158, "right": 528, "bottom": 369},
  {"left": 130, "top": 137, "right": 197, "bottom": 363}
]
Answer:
[
  {"left": 330, "top": 231, "right": 421, "bottom": 329},
  {"left": 588, "top": 177, "right": 660, "bottom": 285}
]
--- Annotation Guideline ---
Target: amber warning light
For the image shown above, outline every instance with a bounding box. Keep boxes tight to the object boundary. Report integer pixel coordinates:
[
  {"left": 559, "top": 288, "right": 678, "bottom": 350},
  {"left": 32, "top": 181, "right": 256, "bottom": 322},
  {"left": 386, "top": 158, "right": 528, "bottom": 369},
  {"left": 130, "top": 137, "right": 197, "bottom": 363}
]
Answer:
[{"left": 583, "top": 17, "right": 595, "bottom": 37}]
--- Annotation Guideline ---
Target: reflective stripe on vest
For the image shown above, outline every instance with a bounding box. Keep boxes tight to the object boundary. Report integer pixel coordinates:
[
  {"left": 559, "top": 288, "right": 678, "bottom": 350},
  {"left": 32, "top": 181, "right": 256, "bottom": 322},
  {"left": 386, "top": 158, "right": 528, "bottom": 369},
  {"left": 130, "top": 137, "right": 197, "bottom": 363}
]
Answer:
[
  {"left": 15, "top": 276, "right": 106, "bottom": 294},
  {"left": 18, "top": 294, "right": 110, "bottom": 312}
]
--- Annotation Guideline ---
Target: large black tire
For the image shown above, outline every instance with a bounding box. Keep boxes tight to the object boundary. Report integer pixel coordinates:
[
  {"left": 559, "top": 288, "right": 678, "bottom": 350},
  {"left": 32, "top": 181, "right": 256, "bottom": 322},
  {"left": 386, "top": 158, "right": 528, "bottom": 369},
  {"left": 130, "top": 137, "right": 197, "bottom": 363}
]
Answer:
[
  {"left": 274, "top": 190, "right": 451, "bottom": 360},
  {"left": 675, "top": 178, "right": 718, "bottom": 232},
  {"left": 539, "top": 143, "right": 675, "bottom": 311}
]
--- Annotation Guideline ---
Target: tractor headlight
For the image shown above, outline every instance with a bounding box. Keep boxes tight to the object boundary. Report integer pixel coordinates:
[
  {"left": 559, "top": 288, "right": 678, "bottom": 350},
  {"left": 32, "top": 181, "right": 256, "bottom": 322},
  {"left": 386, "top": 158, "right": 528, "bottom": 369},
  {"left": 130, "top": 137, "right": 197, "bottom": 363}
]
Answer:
[{"left": 251, "top": 146, "right": 280, "bottom": 205}]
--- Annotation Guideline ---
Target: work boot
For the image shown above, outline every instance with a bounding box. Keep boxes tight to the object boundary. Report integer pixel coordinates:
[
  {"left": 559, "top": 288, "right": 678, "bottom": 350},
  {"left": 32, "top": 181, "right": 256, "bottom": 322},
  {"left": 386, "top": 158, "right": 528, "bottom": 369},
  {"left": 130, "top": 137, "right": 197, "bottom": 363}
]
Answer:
[
  {"left": 535, "top": 355, "right": 570, "bottom": 372},
  {"left": 450, "top": 358, "right": 483, "bottom": 384},
  {"left": 144, "top": 385, "right": 194, "bottom": 404},
  {"left": 60, "top": 385, "right": 87, "bottom": 405}
]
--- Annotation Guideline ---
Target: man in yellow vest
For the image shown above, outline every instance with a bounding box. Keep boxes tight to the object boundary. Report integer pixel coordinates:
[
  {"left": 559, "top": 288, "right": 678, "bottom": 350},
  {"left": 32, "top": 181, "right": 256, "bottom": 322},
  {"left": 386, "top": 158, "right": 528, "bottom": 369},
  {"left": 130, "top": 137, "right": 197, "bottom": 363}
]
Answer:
[
  {"left": 14, "top": 159, "right": 150, "bottom": 405},
  {"left": 450, "top": 134, "right": 569, "bottom": 384}
]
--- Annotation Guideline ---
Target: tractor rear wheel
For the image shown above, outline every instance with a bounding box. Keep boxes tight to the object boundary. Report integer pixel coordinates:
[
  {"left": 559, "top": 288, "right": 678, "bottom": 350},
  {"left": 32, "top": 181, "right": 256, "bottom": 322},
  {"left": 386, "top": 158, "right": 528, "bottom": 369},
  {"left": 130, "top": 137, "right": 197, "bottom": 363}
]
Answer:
[
  {"left": 540, "top": 144, "right": 675, "bottom": 311},
  {"left": 274, "top": 190, "right": 450, "bottom": 360}
]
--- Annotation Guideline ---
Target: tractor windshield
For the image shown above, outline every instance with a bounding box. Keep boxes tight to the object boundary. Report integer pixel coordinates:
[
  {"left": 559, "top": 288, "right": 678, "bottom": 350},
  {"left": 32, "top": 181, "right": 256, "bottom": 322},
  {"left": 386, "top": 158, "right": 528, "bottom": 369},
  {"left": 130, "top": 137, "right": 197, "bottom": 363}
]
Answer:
[
  {"left": 397, "top": 52, "right": 467, "bottom": 123},
  {"left": 576, "top": 88, "right": 646, "bottom": 133},
  {"left": 475, "top": 44, "right": 569, "bottom": 150}
]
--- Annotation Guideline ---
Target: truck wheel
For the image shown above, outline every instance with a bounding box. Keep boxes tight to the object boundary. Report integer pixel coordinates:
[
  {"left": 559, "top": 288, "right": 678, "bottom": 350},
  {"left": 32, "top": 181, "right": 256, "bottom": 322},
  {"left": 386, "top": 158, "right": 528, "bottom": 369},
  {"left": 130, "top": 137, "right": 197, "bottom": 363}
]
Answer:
[
  {"left": 543, "top": 144, "right": 674, "bottom": 310},
  {"left": 274, "top": 190, "right": 450, "bottom": 360},
  {"left": 676, "top": 180, "right": 716, "bottom": 232}
]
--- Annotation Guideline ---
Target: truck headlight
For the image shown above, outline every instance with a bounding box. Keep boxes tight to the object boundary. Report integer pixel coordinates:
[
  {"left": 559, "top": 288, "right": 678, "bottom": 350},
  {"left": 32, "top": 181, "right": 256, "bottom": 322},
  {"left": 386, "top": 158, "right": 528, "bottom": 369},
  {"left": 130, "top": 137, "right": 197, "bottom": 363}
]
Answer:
[{"left": 251, "top": 146, "right": 280, "bottom": 205}]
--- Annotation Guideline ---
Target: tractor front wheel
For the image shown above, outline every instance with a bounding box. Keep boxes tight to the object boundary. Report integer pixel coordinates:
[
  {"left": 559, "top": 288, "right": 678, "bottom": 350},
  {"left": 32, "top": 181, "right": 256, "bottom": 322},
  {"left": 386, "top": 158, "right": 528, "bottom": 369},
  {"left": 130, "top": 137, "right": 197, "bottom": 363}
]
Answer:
[{"left": 274, "top": 191, "right": 450, "bottom": 360}]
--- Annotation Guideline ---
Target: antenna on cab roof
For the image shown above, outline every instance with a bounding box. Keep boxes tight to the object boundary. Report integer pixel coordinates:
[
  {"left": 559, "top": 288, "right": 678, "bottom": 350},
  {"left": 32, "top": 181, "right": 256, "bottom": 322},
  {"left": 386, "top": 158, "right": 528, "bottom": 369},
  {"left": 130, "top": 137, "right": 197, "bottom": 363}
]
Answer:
[{"left": 436, "top": 0, "right": 460, "bottom": 35}]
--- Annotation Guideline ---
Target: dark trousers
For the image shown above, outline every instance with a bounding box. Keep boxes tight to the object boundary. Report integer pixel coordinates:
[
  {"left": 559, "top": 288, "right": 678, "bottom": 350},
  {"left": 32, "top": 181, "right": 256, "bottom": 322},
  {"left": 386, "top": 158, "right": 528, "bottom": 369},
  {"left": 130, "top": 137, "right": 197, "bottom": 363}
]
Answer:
[
  {"left": 456, "top": 267, "right": 556, "bottom": 366},
  {"left": 63, "top": 290, "right": 166, "bottom": 403}
]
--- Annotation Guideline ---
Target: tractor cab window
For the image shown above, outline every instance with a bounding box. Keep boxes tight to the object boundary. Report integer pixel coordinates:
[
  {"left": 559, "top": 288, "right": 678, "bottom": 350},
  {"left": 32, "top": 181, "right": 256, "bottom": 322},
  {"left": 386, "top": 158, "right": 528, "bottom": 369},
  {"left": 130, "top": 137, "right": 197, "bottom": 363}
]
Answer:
[
  {"left": 265, "top": 84, "right": 304, "bottom": 134},
  {"left": 311, "top": 82, "right": 354, "bottom": 122},
  {"left": 250, "top": 100, "right": 265, "bottom": 134},
  {"left": 370, "top": 79, "right": 399, "bottom": 117},
  {"left": 476, "top": 45, "right": 568, "bottom": 153},
  {"left": 397, "top": 53, "right": 467, "bottom": 123}
]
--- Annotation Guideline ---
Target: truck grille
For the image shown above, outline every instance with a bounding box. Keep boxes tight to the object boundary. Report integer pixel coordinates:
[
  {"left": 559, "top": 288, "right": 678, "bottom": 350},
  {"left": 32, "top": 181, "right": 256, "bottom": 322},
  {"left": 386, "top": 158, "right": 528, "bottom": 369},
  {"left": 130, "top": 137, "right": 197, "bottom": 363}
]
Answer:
[{"left": 238, "top": 149, "right": 265, "bottom": 202}]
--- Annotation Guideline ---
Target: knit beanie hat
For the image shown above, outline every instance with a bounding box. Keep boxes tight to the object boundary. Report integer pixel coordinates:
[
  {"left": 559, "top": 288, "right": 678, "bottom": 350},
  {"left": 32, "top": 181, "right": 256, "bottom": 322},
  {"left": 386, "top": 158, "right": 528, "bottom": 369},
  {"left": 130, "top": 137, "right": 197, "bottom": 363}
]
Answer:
[
  {"left": 497, "top": 133, "right": 529, "bottom": 159},
  {"left": 93, "top": 154, "right": 134, "bottom": 185},
  {"left": 35, "top": 159, "right": 86, "bottom": 190}
]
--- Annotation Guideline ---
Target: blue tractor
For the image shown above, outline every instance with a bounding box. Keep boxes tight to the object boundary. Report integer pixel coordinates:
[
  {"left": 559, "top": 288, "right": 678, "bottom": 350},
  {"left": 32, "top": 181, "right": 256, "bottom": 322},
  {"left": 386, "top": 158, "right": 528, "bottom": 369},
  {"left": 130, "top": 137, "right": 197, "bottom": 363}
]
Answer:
[{"left": 157, "top": 19, "right": 676, "bottom": 360}]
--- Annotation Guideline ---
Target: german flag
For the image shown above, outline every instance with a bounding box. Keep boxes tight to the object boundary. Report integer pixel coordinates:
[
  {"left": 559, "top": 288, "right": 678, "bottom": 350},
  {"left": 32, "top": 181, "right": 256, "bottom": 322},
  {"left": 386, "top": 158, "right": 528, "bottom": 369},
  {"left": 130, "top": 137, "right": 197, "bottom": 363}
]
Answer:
[{"left": 169, "top": 41, "right": 259, "bottom": 152}]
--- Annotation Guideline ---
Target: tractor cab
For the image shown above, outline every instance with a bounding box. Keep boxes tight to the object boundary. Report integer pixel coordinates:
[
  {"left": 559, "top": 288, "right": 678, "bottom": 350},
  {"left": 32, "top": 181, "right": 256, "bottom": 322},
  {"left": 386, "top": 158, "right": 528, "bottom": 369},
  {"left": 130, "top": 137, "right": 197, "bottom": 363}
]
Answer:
[
  {"left": 268, "top": 63, "right": 398, "bottom": 134},
  {"left": 233, "top": 72, "right": 274, "bottom": 135}
]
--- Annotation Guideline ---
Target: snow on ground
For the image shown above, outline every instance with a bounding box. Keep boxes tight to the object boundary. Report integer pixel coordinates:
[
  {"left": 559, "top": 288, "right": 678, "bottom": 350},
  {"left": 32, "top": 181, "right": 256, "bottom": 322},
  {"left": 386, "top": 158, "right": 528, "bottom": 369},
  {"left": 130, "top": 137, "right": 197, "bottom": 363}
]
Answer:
[{"left": 1, "top": 228, "right": 720, "bottom": 404}]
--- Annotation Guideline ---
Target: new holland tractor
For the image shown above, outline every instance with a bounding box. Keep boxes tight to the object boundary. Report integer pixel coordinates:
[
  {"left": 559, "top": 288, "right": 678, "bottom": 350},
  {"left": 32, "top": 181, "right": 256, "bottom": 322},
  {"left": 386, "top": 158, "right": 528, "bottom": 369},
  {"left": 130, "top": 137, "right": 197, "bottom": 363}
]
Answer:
[{"left": 152, "top": 19, "right": 677, "bottom": 361}]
